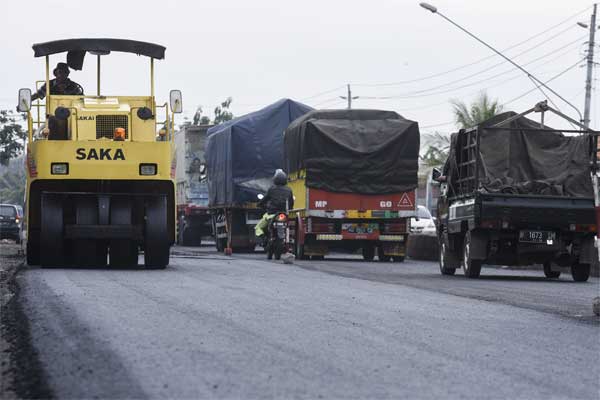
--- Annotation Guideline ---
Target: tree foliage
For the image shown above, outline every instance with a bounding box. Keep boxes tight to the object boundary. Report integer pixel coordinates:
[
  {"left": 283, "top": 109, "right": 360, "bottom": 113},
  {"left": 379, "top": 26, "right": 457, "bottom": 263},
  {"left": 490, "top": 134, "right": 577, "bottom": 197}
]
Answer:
[
  {"left": 192, "top": 97, "right": 234, "bottom": 126},
  {"left": 0, "top": 110, "right": 27, "bottom": 166},
  {"left": 213, "top": 97, "right": 234, "bottom": 125},
  {"left": 419, "top": 92, "right": 502, "bottom": 168},
  {"left": 192, "top": 106, "right": 211, "bottom": 126},
  {"left": 0, "top": 157, "right": 25, "bottom": 206},
  {"left": 451, "top": 92, "right": 503, "bottom": 129},
  {"left": 420, "top": 132, "right": 451, "bottom": 168}
]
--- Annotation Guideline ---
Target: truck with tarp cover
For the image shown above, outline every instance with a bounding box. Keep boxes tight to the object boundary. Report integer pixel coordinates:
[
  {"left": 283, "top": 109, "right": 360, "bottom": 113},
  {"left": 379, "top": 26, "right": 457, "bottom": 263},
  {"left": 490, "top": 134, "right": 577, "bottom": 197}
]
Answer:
[
  {"left": 174, "top": 124, "right": 212, "bottom": 246},
  {"left": 284, "top": 109, "right": 420, "bottom": 261},
  {"left": 205, "top": 98, "right": 313, "bottom": 252},
  {"left": 436, "top": 104, "right": 597, "bottom": 281}
]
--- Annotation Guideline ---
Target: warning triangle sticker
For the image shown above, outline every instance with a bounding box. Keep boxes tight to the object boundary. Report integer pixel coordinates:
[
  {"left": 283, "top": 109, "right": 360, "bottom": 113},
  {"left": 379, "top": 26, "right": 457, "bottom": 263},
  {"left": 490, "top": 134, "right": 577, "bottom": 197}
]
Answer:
[{"left": 398, "top": 193, "right": 413, "bottom": 207}]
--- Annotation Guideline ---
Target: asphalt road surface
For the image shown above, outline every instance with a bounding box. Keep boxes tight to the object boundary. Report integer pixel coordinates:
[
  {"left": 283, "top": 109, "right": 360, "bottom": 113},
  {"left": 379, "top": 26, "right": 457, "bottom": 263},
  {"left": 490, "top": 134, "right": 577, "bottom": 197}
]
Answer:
[{"left": 21, "top": 246, "right": 600, "bottom": 399}]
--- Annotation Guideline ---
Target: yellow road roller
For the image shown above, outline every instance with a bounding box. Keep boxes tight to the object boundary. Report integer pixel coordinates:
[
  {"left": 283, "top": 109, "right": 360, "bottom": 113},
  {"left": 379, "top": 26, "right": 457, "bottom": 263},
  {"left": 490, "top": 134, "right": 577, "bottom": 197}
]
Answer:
[{"left": 17, "top": 38, "right": 182, "bottom": 269}]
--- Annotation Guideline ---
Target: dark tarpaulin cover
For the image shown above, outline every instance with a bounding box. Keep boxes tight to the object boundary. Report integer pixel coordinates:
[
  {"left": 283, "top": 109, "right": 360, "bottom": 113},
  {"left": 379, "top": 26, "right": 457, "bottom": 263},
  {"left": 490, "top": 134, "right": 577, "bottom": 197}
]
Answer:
[
  {"left": 284, "top": 109, "right": 420, "bottom": 194},
  {"left": 444, "top": 112, "right": 593, "bottom": 197},
  {"left": 205, "top": 99, "right": 313, "bottom": 207}
]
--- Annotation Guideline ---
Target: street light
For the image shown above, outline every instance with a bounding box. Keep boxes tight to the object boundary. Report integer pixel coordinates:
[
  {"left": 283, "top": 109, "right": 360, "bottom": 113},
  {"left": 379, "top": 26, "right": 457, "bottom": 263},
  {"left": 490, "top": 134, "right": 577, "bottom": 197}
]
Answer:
[
  {"left": 419, "top": 2, "right": 437, "bottom": 13},
  {"left": 419, "top": 2, "right": 583, "bottom": 123}
]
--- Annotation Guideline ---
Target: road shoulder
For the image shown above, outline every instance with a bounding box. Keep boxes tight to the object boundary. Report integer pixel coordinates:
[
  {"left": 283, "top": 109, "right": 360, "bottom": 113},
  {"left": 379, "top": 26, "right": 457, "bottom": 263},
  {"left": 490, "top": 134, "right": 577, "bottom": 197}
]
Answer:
[{"left": 0, "top": 243, "right": 53, "bottom": 399}]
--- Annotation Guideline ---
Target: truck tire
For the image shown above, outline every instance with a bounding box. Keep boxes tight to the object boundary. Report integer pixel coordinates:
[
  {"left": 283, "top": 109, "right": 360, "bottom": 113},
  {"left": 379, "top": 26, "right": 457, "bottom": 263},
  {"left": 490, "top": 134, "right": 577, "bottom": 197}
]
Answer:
[
  {"left": 393, "top": 256, "right": 405, "bottom": 263},
  {"left": 462, "top": 232, "right": 482, "bottom": 278},
  {"left": 362, "top": 246, "right": 375, "bottom": 261},
  {"left": 377, "top": 246, "right": 391, "bottom": 262},
  {"left": 144, "top": 196, "right": 169, "bottom": 269},
  {"left": 571, "top": 263, "right": 590, "bottom": 282},
  {"left": 439, "top": 239, "right": 458, "bottom": 276},
  {"left": 182, "top": 227, "right": 202, "bottom": 247},
  {"left": 543, "top": 262, "right": 561, "bottom": 279},
  {"left": 40, "top": 194, "right": 64, "bottom": 267},
  {"left": 295, "top": 236, "right": 307, "bottom": 260}
]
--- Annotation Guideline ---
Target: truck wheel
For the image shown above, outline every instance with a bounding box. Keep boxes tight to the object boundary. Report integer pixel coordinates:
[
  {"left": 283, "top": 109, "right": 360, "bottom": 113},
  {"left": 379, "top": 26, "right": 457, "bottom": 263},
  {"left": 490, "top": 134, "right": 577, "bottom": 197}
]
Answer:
[
  {"left": 74, "top": 198, "right": 107, "bottom": 268},
  {"left": 462, "top": 232, "right": 482, "bottom": 278},
  {"left": 362, "top": 246, "right": 375, "bottom": 261},
  {"left": 439, "top": 240, "right": 457, "bottom": 276},
  {"left": 110, "top": 199, "right": 138, "bottom": 268},
  {"left": 40, "top": 194, "right": 64, "bottom": 267},
  {"left": 295, "top": 236, "right": 307, "bottom": 260},
  {"left": 144, "top": 196, "right": 169, "bottom": 269},
  {"left": 571, "top": 263, "right": 590, "bottom": 282},
  {"left": 393, "top": 256, "right": 405, "bottom": 263},
  {"left": 543, "top": 262, "right": 561, "bottom": 279},
  {"left": 377, "top": 246, "right": 391, "bottom": 262}
]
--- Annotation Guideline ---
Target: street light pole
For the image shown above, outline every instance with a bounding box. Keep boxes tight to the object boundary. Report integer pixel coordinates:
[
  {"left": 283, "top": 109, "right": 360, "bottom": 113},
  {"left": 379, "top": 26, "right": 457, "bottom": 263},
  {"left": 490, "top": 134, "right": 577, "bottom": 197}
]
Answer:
[
  {"left": 583, "top": 3, "right": 597, "bottom": 128},
  {"left": 419, "top": 2, "right": 584, "bottom": 124}
]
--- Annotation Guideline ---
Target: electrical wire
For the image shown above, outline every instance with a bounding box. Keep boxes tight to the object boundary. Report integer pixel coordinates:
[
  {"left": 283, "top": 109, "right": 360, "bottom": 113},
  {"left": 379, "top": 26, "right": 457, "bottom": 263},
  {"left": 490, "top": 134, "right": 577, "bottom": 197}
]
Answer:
[
  {"left": 360, "top": 36, "right": 587, "bottom": 100},
  {"left": 300, "top": 86, "right": 346, "bottom": 101},
  {"left": 412, "top": 58, "right": 585, "bottom": 132},
  {"left": 312, "top": 97, "right": 345, "bottom": 107},
  {"left": 502, "top": 57, "right": 585, "bottom": 106},
  {"left": 353, "top": 5, "right": 591, "bottom": 88}
]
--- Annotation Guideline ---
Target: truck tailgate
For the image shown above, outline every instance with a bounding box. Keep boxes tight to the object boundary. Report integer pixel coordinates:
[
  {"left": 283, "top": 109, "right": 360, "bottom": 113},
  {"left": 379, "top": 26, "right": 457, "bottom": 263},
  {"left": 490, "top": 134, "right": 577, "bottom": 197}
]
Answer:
[
  {"left": 479, "top": 193, "right": 595, "bottom": 228},
  {"left": 307, "top": 188, "right": 416, "bottom": 218}
]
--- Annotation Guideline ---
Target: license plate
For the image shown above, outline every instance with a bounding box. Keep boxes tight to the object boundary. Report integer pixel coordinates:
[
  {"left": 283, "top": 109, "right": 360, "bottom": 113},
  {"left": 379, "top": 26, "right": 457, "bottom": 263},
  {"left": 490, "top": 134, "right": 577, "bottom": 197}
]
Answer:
[
  {"left": 519, "top": 230, "right": 556, "bottom": 244},
  {"left": 342, "top": 223, "right": 378, "bottom": 234}
]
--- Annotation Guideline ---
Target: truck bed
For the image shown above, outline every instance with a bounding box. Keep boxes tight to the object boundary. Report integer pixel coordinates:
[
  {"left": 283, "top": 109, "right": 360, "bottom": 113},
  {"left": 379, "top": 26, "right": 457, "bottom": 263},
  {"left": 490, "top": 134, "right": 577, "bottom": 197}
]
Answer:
[{"left": 449, "top": 192, "right": 595, "bottom": 231}]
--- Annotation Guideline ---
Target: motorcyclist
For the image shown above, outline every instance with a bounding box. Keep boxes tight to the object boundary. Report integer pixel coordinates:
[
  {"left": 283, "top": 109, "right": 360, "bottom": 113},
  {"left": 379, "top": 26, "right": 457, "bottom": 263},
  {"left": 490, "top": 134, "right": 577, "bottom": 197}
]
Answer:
[{"left": 255, "top": 169, "right": 294, "bottom": 244}]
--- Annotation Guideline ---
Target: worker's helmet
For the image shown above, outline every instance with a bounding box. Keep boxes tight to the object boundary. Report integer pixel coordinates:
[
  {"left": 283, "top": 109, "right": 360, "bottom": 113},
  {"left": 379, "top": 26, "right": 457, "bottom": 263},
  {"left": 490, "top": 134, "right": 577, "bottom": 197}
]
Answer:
[{"left": 273, "top": 169, "right": 287, "bottom": 186}]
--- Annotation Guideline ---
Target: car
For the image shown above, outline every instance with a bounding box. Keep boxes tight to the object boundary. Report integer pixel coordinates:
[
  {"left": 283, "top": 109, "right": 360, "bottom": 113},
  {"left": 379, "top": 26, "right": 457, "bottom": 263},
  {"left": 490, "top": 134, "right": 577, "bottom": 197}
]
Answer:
[
  {"left": 0, "top": 204, "right": 23, "bottom": 243},
  {"left": 410, "top": 205, "right": 437, "bottom": 237}
]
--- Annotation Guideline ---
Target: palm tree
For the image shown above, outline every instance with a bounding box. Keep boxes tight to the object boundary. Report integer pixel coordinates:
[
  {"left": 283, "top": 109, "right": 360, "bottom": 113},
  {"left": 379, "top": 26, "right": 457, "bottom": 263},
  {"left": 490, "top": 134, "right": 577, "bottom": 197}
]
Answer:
[{"left": 451, "top": 92, "right": 503, "bottom": 129}]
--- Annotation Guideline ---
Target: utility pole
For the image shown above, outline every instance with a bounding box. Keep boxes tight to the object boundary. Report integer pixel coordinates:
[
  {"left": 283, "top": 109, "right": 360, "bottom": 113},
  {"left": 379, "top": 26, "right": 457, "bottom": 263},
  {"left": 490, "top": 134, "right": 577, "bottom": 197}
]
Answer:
[
  {"left": 340, "top": 84, "right": 359, "bottom": 109},
  {"left": 583, "top": 3, "right": 597, "bottom": 128}
]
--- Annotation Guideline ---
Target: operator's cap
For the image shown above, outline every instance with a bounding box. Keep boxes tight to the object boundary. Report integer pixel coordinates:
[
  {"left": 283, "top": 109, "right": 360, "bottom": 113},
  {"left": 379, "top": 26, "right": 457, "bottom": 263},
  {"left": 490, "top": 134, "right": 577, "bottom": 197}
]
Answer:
[{"left": 54, "top": 62, "right": 70, "bottom": 74}]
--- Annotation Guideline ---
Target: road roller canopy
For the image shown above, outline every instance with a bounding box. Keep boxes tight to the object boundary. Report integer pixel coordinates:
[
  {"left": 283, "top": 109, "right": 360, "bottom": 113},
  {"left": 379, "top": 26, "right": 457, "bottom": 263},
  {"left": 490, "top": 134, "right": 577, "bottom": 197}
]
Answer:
[{"left": 32, "top": 38, "right": 166, "bottom": 70}]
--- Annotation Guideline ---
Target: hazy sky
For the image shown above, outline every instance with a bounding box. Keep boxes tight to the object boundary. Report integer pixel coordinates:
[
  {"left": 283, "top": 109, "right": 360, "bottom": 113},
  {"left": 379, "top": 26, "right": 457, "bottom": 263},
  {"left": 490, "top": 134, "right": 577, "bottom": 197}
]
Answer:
[{"left": 1, "top": 0, "right": 597, "bottom": 131}]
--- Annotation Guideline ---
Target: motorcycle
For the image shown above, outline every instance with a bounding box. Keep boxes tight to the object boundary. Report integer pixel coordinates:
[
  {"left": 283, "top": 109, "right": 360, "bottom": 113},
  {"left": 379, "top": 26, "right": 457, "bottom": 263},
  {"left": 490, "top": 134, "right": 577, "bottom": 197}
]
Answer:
[{"left": 257, "top": 194, "right": 290, "bottom": 260}]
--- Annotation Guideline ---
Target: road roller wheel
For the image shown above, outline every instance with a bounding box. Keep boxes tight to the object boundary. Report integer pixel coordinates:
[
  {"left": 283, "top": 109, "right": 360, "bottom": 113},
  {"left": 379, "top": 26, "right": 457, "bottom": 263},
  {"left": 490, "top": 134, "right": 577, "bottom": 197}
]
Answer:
[
  {"left": 144, "top": 196, "right": 170, "bottom": 269},
  {"left": 40, "top": 194, "right": 64, "bottom": 267}
]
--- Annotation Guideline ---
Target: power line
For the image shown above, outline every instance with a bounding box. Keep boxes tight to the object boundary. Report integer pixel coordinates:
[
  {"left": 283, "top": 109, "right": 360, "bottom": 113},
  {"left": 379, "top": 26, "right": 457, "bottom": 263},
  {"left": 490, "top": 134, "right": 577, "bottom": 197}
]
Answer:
[
  {"left": 300, "top": 86, "right": 346, "bottom": 101},
  {"left": 420, "top": 121, "right": 455, "bottom": 130},
  {"left": 353, "top": 5, "right": 591, "bottom": 88},
  {"left": 360, "top": 35, "right": 586, "bottom": 100},
  {"left": 409, "top": 58, "right": 585, "bottom": 132},
  {"left": 503, "top": 57, "right": 586, "bottom": 106},
  {"left": 312, "top": 97, "right": 345, "bottom": 107}
]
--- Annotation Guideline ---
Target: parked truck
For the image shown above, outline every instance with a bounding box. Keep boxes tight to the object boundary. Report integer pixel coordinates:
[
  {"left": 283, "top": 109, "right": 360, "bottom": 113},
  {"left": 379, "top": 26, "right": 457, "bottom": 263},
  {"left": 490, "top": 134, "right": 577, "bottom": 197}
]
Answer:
[
  {"left": 436, "top": 103, "right": 597, "bottom": 281},
  {"left": 205, "top": 99, "right": 312, "bottom": 252},
  {"left": 175, "top": 124, "right": 212, "bottom": 246},
  {"left": 284, "top": 109, "right": 420, "bottom": 261}
]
